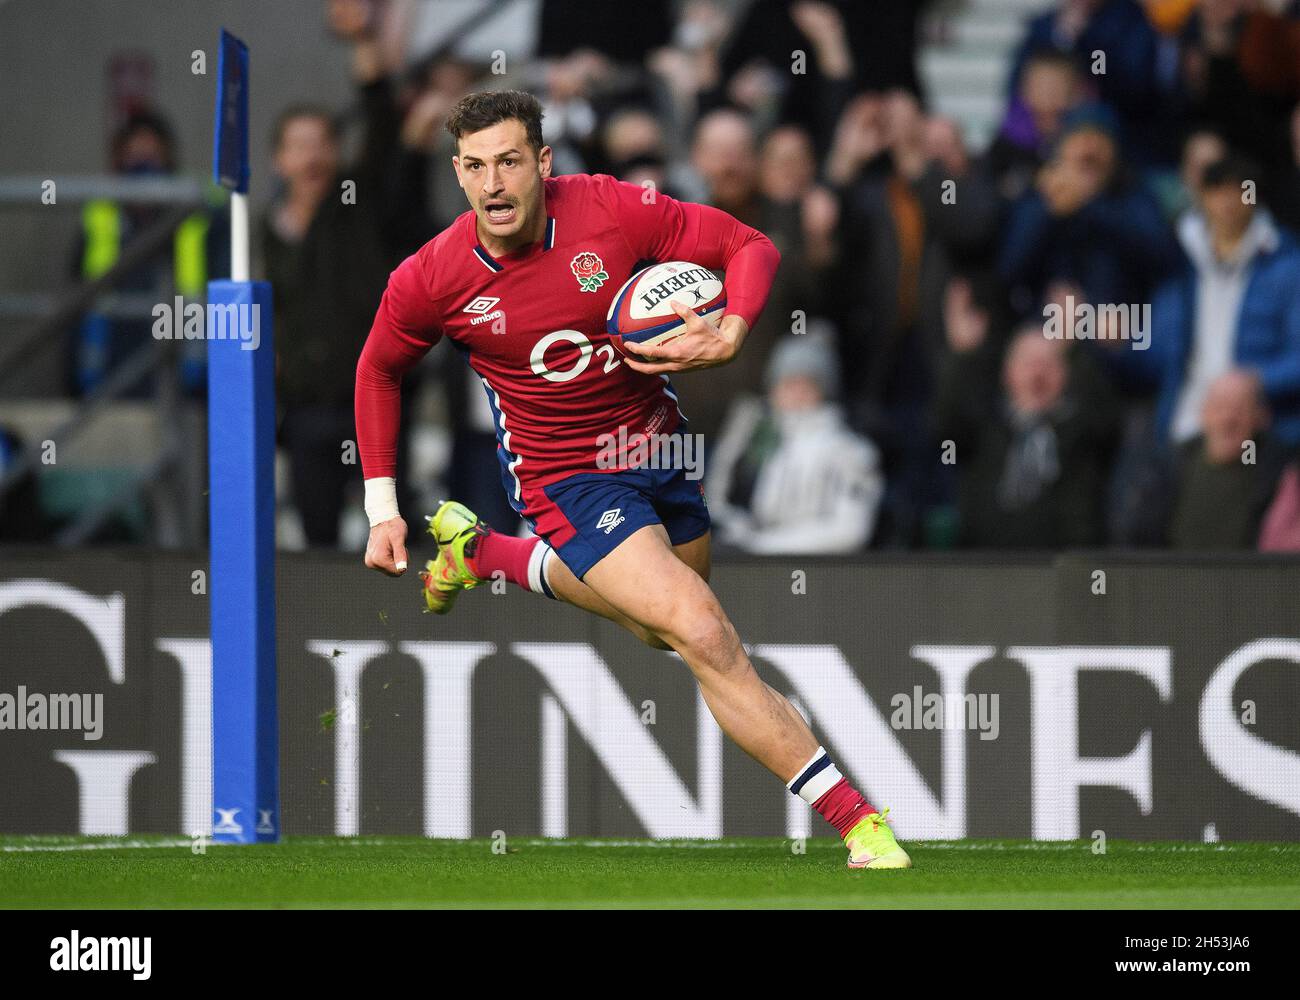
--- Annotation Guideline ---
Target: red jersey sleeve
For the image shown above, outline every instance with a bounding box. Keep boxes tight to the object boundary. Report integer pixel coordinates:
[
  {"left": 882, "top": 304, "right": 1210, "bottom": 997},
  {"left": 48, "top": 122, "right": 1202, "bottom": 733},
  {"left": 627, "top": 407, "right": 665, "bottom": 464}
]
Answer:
[
  {"left": 595, "top": 173, "right": 781, "bottom": 330},
  {"left": 355, "top": 250, "right": 442, "bottom": 479}
]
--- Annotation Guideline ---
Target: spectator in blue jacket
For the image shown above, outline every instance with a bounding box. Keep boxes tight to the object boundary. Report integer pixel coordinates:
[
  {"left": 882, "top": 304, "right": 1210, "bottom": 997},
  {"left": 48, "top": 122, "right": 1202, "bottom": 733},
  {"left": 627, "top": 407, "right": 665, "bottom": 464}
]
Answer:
[
  {"left": 1104, "top": 153, "right": 1300, "bottom": 449},
  {"left": 998, "top": 104, "right": 1179, "bottom": 316}
]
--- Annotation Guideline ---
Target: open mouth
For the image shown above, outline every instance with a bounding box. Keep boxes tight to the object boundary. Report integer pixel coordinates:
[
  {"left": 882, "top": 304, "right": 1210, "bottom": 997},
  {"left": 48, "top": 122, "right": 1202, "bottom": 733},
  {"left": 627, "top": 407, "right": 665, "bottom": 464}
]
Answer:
[{"left": 484, "top": 201, "right": 516, "bottom": 225}]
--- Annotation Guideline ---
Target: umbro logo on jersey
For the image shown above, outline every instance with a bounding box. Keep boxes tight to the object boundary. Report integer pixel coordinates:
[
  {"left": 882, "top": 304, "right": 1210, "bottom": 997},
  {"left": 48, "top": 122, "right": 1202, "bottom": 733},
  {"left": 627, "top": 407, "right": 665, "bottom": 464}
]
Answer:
[
  {"left": 463, "top": 296, "right": 505, "bottom": 327},
  {"left": 597, "top": 507, "right": 626, "bottom": 534}
]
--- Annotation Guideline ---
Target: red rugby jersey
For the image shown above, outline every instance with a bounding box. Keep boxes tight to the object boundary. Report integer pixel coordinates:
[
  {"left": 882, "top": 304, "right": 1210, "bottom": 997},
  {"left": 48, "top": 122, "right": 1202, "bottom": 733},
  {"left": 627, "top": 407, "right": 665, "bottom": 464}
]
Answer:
[{"left": 355, "top": 172, "right": 780, "bottom": 517}]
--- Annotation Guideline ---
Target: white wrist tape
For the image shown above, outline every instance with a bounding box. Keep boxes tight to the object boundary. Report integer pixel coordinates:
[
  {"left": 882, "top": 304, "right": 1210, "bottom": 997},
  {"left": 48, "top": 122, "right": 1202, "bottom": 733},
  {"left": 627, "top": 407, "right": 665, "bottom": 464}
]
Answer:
[{"left": 364, "top": 477, "right": 400, "bottom": 527}]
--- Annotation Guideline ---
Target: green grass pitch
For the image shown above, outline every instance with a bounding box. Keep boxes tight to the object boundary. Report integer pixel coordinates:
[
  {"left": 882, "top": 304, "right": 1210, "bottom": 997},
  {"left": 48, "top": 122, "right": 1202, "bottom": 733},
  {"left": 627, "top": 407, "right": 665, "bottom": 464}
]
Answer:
[{"left": 3, "top": 836, "right": 1298, "bottom": 909}]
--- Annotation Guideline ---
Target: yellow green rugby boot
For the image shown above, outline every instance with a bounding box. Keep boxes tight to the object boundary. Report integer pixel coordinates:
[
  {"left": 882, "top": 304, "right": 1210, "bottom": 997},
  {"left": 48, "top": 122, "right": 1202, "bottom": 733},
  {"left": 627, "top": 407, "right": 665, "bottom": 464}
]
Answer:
[
  {"left": 419, "top": 500, "right": 489, "bottom": 615},
  {"left": 844, "top": 807, "right": 912, "bottom": 869}
]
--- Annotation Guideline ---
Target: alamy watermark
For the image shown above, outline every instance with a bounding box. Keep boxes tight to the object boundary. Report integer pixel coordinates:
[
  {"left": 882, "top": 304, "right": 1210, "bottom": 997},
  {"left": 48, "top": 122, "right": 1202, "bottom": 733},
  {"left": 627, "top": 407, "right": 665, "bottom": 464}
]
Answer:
[
  {"left": 0, "top": 687, "right": 103, "bottom": 740},
  {"left": 890, "top": 687, "right": 999, "bottom": 741},
  {"left": 50, "top": 931, "right": 150, "bottom": 979},
  {"left": 152, "top": 296, "right": 261, "bottom": 351},
  {"left": 1043, "top": 295, "right": 1150, "bottom": 351},
  {"left": 595, "top": 425, "right": 705, "bottom": 480}
]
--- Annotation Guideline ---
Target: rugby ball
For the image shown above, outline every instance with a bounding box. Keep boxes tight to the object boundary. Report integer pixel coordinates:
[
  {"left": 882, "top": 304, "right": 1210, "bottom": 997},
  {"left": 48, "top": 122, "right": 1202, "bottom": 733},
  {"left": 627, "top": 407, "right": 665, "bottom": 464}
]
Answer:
[{"left": 606, "top": 260, "right": 726, "bottom": 356}]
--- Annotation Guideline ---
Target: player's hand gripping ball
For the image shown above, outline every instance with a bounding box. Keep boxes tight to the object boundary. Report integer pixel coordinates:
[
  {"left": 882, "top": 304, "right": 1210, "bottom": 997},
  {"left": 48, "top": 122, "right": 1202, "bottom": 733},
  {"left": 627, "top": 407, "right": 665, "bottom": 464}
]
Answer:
[{"left": 606, "top": 261, "right": 726, "bottom": 358}]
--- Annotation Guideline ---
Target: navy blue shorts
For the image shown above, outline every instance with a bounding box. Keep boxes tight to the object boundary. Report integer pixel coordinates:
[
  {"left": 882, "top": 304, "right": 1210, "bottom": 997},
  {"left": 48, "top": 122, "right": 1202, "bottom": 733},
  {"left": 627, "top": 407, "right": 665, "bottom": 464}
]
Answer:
[{"left": 530, "top": 463, "right": 711, "bottom": 580}]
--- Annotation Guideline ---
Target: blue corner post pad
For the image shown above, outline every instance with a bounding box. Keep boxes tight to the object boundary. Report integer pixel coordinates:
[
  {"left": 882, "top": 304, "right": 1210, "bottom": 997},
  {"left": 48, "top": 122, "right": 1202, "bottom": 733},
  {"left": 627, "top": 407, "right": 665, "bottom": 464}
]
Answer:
[{"left": 207, "top": 279, "right": 278, "bottom": 843}]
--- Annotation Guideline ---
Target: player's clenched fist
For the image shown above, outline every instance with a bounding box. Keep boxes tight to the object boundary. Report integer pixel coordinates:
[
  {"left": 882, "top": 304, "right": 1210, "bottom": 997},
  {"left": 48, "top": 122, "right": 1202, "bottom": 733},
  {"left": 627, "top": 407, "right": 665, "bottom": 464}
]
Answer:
[{"left": 365, "top": 516, "right": 409, "bottom": 576}]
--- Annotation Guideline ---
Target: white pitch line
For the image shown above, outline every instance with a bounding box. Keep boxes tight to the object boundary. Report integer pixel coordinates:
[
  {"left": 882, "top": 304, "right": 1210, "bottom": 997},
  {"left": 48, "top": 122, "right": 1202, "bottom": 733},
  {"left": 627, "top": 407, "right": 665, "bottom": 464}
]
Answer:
[
  {"left": 516, "top": 839, "right": 1300, "bottom": 853},
  {"left": 281, "top": 837, "right": 1300, "bottom": 854},
  {"left": 517, "top": 839, "right": 752, "bottom": 849},
  {"left": 910, "top": 841, "right": 1300, "bottom": 853},
  {"left": 2, "top": 838, "right": 194, "bottom": 853},
  {"left": 3, "top": 837, "right": 1296, "bottom": 854}
]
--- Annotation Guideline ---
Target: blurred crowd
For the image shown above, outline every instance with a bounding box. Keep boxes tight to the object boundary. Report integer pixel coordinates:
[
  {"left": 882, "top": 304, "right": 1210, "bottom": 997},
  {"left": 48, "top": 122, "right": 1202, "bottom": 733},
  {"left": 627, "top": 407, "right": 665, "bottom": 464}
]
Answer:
[{"left": 10, "top": 0, "right": 1300, "bottom": 555}]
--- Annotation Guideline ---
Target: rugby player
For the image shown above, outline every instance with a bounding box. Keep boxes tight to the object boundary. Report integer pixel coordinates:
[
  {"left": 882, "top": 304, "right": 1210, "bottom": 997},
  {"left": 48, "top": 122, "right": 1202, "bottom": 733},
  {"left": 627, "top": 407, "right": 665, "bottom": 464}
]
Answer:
[{"left": 355, "top": 90, "right": 910, "bottom": 869}]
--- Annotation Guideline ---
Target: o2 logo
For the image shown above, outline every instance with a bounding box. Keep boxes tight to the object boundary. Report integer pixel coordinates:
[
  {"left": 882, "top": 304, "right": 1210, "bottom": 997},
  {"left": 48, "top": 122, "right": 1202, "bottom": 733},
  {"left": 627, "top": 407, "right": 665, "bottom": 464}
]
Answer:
[{"left": 529, "top": 330, "right": 621, "bottom": 383}]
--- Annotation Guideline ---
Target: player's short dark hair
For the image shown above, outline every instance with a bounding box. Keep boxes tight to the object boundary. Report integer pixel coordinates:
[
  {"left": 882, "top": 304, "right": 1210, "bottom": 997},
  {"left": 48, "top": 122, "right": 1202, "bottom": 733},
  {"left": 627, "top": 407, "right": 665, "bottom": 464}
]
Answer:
[
  {"left": 446, "top": 90, "right": 545, "bottom": 154},
  {"left": 271, "top": 104, "right": 340, "bottom": 151}
]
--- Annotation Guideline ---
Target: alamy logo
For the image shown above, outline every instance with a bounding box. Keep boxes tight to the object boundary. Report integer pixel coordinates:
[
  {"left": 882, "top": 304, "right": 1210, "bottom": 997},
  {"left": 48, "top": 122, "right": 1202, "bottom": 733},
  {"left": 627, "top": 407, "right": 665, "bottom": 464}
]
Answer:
[
  {"left": 595, "top": 426, "right": 705, "bottom": 480},
  {"left": 50, "top": 931, "right": 151, "bottom": 980},
  {"left": 597, "top": 508, "right": 625, "bottom": 534},
  {"left": 0, "top": 687, "right": 102, "bottom": 740},
  {"left": 890, "top": 687, "right": 1000, "bottom": 741},
  {"left": 1042, "top": 295, "right": 1150, "bottom": 351},
  {"left": 152, "top": 296, "right": 260, "bottom": 350}
]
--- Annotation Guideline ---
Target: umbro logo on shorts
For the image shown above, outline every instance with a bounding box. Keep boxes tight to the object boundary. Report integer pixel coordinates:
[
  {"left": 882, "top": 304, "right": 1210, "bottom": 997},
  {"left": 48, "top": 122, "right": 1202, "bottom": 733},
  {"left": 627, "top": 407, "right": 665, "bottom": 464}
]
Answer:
[{"left": 597, "top": 507, "right": 626, "bottom": 534}]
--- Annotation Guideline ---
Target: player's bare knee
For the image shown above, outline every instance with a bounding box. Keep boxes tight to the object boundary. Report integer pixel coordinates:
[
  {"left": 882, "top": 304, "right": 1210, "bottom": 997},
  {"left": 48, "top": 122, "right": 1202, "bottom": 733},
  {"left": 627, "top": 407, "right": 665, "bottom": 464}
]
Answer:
[{"left": 664, "top": 603, "right": 739, "bottom": 670}]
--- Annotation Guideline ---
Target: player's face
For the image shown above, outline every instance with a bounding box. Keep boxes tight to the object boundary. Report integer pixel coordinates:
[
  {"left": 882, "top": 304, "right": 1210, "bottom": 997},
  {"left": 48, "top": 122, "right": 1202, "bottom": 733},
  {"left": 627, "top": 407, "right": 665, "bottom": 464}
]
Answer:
[{"left": 453, "top": 120, "right": 552, "bottom": 248}]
